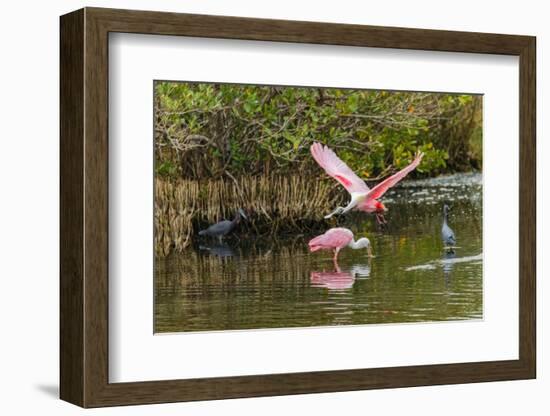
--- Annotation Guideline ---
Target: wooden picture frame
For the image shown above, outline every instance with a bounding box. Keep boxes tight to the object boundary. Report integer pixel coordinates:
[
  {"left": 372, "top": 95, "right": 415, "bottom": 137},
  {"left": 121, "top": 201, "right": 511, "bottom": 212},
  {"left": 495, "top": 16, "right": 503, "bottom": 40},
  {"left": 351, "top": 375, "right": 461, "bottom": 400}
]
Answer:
[{"left": 60, "top": 7, "right": 536, "bottom": 408}]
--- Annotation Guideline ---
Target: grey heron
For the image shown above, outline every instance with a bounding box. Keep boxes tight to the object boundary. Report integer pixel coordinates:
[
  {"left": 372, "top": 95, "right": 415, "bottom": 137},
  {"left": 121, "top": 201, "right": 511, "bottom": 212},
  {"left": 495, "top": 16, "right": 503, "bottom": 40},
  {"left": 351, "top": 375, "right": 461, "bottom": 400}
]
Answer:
[{"left": 441, "top": 204, "right": 456, "bottom": 253}]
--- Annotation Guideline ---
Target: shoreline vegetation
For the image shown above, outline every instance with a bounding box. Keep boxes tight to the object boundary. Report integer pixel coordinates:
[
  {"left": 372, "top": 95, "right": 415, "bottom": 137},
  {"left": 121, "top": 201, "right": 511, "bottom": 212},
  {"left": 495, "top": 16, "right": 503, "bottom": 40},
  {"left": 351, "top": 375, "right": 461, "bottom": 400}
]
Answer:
[
  {"left": 155, "top": 175, "right": 346, "bottom": 256},
  {"left": 154, "top": 82, "right": 482, "bottom": 256}
]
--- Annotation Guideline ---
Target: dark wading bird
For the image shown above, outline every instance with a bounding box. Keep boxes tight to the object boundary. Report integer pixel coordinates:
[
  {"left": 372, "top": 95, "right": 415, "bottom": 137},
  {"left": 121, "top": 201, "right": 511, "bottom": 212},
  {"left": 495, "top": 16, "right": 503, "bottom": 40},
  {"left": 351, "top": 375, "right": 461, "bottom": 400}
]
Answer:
[
  {"left": 198, "top": 209, "right": 247, "bottom": 242},
  {"left": 310, "top": 143, "right": 424, "bottom": 225},
  {"left": 441, "top": 204, "right": 456, "bottom": 253}
]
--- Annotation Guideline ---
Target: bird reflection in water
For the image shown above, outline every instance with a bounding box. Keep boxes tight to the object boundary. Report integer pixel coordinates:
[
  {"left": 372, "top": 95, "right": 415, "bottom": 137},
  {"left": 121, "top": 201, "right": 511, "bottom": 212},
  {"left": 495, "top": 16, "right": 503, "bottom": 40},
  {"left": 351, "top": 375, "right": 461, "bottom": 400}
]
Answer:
[
  {"left": 310, "top": 260, "right": 371, "bottom": 290},
  {"left": 442, "top": 251, "right": 456, "bottom": 286},
  {"left": 198, "top": 242, "right": 237, "bottom": 258},
  {"left": 349, "top": 263, "right": 371, "bottom": 279}
]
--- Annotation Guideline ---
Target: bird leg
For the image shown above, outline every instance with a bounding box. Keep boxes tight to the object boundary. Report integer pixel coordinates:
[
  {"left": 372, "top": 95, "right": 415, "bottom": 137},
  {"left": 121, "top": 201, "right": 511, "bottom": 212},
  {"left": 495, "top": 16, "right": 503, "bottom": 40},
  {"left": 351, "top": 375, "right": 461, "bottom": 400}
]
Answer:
[
  {"left": 332, "top": 248, "right": 340, "bottom": 263},
  {"left": 376, "top": 213, "right": 388, "bottom": 226},
  {"left": 444, "top": 246, "right": 456, "bottom": 254}
]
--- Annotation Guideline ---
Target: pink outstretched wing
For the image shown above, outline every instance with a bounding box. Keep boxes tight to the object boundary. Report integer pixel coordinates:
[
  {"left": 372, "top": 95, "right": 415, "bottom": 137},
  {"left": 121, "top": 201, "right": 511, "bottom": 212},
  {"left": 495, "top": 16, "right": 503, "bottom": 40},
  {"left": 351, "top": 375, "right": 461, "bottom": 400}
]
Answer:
[
  {"left": 308, "top": 228, "right": 353, "bottom": 251},
  {"left": 310, "top": 143, "right": 369, "bottom": 194},
  {"left": 366, "top": 152, "right": 424, "bottom": 200}
]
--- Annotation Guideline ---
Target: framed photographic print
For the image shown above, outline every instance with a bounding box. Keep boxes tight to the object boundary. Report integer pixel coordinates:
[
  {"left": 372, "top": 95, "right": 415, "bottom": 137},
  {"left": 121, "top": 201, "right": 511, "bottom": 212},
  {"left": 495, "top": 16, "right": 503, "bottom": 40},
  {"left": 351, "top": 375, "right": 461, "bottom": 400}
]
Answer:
[{"left": 60, "top": 7, "right": 536, "bottom": 408}]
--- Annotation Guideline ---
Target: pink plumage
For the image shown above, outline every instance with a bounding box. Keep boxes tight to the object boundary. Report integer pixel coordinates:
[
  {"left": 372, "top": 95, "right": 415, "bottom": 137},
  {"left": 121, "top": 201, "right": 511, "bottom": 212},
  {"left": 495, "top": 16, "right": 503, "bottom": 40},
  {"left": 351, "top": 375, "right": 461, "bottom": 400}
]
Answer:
[
  {"left": 310, "top": 142, "right": 424, "bottom": 223},
  {"left": 310, "top": 143, "right": 369, "bottom": 194},
  {"left": 365, "top": 152, "right": 424, "bottom": 201},
  {"left": 308, "top": 227, "right": 353, "bottom": 253},
  {"left": 310, "top": 270, "right": 355, "bottom": 290},
  {"left": 308, "top": 227, "right": 358, "bottom": 263}
]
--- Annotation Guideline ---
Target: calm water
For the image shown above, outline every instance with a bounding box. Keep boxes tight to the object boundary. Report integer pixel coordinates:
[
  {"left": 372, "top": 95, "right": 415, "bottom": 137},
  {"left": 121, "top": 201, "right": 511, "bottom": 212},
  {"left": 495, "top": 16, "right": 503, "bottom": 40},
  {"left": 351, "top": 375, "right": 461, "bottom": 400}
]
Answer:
[{"left": 155, "top": 173, "right": 482, "bottom": 333}]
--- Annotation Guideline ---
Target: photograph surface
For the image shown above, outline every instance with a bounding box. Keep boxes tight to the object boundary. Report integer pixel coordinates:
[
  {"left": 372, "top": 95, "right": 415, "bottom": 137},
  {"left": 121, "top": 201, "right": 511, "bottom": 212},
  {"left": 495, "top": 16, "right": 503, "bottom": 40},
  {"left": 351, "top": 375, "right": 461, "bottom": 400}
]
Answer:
[{"left": 153, "top": 82, "right": 483, "bottom": 333}]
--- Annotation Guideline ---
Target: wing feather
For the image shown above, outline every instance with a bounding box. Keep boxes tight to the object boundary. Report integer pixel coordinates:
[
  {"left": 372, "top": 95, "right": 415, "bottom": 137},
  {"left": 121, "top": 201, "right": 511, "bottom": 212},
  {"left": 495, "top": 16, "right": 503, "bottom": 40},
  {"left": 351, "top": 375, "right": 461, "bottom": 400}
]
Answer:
[
  {"left": 308, "top": 228, "right": 353, "bottom": 250},
  {"left": 310, "top": 143, "right": 369, "bottom": 194},
  {"left": 366, "top": 152, "right": 424, "bottom": 200}
]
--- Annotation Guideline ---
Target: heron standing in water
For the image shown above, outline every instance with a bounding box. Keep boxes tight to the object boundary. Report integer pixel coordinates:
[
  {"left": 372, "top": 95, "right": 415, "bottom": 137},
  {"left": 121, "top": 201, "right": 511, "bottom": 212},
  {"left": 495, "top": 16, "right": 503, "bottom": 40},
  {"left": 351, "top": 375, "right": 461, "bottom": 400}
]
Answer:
[
  {"left": 198, "top": 208, "right": 247, "bottom": 242},
  {"left": 310, "top": 142, "right": 424, "bottom": 224},
  {"left": 441, "top": 204, "right": 456, "bottom": 253},
  {"left": 308, "top": 227, "right": 373, "bottom": 263}
]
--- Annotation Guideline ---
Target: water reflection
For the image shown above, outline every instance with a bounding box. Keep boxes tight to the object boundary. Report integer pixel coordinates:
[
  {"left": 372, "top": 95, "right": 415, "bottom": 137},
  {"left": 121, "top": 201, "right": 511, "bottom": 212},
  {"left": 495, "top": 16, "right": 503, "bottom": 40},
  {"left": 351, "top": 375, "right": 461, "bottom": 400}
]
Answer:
[
  {"left": 155, "top": 173, "right": 483, "bottom": 333},
  {"left": 309, "top": 259, "right": 372, "bottom": 291},
  {"left": 404, "top": 253, "right": 482, "bottom": 272},
  {"left": 443, "top": 251, "right": 456, "bottom": 285},
  {"left": 310, "top": 269, "right": 355, "bottom": 290},
  {"left": 199, "top": 242, "right": 236, "bottom": 258},
  {"left": 349, "top": 263, "right": 372, "bottom": 279}
]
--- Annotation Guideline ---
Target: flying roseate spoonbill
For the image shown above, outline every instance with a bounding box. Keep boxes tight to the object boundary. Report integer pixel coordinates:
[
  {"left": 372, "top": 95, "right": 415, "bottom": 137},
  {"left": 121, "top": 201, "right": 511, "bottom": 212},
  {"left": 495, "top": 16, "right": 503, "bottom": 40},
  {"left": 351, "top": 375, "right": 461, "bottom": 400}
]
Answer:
[
  {"left": 308, "top": 227, "right": 372, "bottom": 262},
  {"left": 310, "top": 142, "right": 424, "bottom": 223},
  {"left": 441, "top": 204, "right": 456, "bottom": 253},
  {"left": 198, "top": 208, "right": 247, "bottom": 241}
]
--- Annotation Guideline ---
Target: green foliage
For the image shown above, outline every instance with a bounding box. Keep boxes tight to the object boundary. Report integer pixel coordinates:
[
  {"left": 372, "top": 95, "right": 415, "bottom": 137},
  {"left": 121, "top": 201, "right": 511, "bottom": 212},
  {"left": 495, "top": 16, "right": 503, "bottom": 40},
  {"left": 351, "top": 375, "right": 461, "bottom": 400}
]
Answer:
[
  {"left": 155, "top": 161, "right": 178, "bottom": 177},
  {"left": 154, "top": 82, "right": 482, "bottom": 181}
]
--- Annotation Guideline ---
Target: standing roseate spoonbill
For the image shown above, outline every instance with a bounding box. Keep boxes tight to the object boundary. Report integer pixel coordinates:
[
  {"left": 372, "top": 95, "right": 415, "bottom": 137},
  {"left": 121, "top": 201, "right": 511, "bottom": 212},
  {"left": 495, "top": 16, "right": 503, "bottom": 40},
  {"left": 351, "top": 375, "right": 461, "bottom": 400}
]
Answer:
[
  {"left": 310, "top": 143, "right": 424, "bottom": 224},
  {"left": 198, "top": 208, "right": 247, "bottom": 242},
  {"left": 308, "top": 227, "right": 372, "bottom": 263},
  {"left": 441, "top": 204, "right": 456, "bottom": 253}
]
